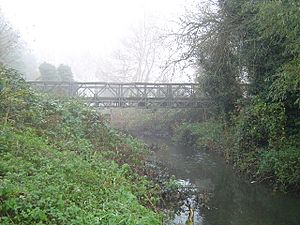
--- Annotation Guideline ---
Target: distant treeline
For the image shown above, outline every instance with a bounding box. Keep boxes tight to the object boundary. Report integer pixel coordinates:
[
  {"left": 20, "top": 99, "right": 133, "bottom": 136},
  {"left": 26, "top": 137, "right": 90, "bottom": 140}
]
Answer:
[{"left": 38, "top": 62, "right": 74, "bottom": 82}]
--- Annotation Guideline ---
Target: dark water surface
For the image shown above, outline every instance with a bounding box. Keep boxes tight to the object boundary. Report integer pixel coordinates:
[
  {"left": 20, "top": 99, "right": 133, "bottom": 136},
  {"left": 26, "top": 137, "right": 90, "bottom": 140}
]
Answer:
[{"left": 139, "top": 135, "right": 300, "bottom": 225}]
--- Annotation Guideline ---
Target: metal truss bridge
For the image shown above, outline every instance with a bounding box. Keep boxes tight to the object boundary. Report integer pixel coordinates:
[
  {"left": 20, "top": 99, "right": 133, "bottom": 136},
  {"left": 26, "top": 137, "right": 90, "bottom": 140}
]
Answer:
[{"left": 28, "top": 81, "right": 211, "bottom": 108}]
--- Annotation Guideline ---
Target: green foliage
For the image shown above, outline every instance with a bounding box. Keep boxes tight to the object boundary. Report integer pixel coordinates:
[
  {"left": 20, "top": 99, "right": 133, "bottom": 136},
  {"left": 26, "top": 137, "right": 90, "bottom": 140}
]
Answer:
[
  {"left": 196, "top": 2, "right": 244, "bottom": 114},
  {"left": 268, "top": 59, "right": 300, "bottom": 138},
  {"left": 257, "top": 0, "right": 300, "bottom": 58},
  {"left": 38, "top": 62, "right": 75, "bottom": 82},
  {"left": 163, "top": 175, "right": 181, "bottom": 192},
  {"left": 174, "top": 118, "right": 300, "bottom": 190},
  {"left": 198, "top": 71, "right": 242, "bottom": 116},
  {"left": 0, "top": 126, "right": 160, "bottom": 224},
  {"left": 230, "top": 99, "right": 298, "bottom": 186},
  {"left": 270, "top": 59, "right": 300, "bottom": 107},
  {"left": 177, "top": 0, "right": 300, "bottom": 192},
  {"left": 39, "top": 62, "right": 59, "bottom": 81},
  {"left": 259, "top": 141, "right": 300, "bottom": 190},
  {"left": 57, "top": 64, "right": 74, "bottom": 82},
  {"left": 172, "top": 97, "right": 299, "bottom": 190},
  {"left": 173, "top": 121, "right": 232, "bottom": 161},
  {"left": 180, "top": 0, "right": 300, "bottom": 113},
  {"left": 0, "top": 65, "right": 162, "bottom": 223},
  {"left": 234, "top": 99, "right": 286, "bottom": 151},
  {"left": 174, "top": 121, "right": 222, "bottom": 148}
]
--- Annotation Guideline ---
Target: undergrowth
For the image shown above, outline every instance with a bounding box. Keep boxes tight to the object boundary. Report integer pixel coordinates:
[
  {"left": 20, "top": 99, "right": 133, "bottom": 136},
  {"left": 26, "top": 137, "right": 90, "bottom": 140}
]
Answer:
[
  {"left": 173, "top": 115, "right": 300, "bottom": 192},
  {"left": 115, "top": 100, "right": 300, "bottom": 192},
  {"left": 0, "top": 66, "right": 162, "bottom": 224},
  {"left": 111, "top": 108, "right": 206, "bottom": 136}
]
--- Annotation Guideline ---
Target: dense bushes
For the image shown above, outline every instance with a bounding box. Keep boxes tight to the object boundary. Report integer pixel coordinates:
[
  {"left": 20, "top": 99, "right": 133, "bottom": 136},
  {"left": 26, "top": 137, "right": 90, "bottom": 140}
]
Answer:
[
  {"left": 174, "top": 121, "right": 224, "bottom": 151},
  {"left": 232, "top": 96, "right": 299, "bottom": 190},
  {"left": 173, "top": 120, "right": 235, "bottom": 164},
  {"left": 174, "top": 100, "right": 300, "bottom": 191},
  {"left": 112, "top": 97, "right": 299, "bottom": 191},
  {"left": 0, "top": 127, "right": 159, "bottom": 224},
  {"left": 0, "top": 66, "right": 162, "bottom": 224},
  {"left": 234, "top": 99, "right": 286, "bottom": 150},
  {"left": 173, "top": 0, "right": 300, "bottom": 192},
  {"left": 259, "top": 142, "right": 300, "bottom": 190}
]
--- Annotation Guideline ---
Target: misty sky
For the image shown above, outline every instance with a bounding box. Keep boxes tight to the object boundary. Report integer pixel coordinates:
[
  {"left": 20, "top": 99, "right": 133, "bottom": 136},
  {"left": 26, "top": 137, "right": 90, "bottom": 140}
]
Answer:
[{"left": 0, "top": 0, "right": 196, "bottom": 81}]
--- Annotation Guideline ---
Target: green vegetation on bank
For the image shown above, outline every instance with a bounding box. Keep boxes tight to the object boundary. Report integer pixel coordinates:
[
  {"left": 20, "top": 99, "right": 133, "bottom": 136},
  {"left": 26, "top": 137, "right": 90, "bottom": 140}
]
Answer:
[
  {"left": 121, "top": 105, "right": 299, "bottom": 191},
  {"left": 170, "top": 0, "right": 300, "bottom": 192},
  {"left": 174, "top": 118, "right": 300, "bottom": 191},
  {"left": 110, "top": 0, "right": 300, "bottom": 193},
  {"left": 111, "top": 108, "right": 206, "bottom": 135},
  {"left": 0, "top": 66, "right": 162, "bottom": 224}
]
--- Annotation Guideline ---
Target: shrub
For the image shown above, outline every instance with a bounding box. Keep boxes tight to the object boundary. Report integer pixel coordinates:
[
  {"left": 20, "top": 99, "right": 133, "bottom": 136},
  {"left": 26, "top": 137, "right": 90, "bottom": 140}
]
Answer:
[
  {"left": 0, "top": 126, "right": 161, "bottom": 224},
  {"left": 259, "top": 141, "right": 300, "bottom": 190},
  {"left": 234, "top": 98, "right": 286, "bottom": 152},
  {"left": 0, "top": 65, "right": 162, "bottom": 223},
  {"left": 173, "top": 120, "right": 231, "bottom": 158}
]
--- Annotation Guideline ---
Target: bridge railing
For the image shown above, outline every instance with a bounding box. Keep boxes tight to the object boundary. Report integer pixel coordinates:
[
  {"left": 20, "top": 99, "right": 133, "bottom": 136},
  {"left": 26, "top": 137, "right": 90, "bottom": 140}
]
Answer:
[{"left": 27, "top": 81, "right": 210, "bottom": 108}]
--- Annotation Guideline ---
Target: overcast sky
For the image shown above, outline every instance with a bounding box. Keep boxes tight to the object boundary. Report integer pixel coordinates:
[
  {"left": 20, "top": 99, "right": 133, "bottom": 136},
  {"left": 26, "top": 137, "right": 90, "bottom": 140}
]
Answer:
[{"left": 0, "top": 0, "right": 196, "bottom": 81}]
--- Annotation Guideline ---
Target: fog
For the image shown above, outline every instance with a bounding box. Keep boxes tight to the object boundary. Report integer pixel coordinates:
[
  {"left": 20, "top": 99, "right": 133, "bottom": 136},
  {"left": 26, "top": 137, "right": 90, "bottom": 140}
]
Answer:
[{"left": 0, "top": 0, "right": 197, "bottom": 82}]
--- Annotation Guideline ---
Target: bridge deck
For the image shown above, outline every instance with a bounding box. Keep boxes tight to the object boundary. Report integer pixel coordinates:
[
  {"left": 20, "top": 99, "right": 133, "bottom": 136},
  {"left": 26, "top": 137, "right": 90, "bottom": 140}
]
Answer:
[{"left": 27, "top": 81, "right": 210, "bottom": 108}]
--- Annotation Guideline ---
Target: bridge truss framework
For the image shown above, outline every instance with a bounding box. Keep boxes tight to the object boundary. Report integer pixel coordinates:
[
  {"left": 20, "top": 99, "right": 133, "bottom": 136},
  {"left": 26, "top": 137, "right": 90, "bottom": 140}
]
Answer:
[{"left": 28, "top": 81, "right": 211, "bottom": 108}]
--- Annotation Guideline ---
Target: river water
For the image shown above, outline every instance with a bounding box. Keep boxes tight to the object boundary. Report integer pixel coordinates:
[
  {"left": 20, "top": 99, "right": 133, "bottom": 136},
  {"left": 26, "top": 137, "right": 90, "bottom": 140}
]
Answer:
[{"left": 139, "top": 135, "right": 300, "bottom": 225}]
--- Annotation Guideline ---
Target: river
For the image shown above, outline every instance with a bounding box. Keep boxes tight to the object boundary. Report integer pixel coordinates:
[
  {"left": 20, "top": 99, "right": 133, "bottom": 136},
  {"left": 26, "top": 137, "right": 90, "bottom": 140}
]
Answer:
[{"left": 138, "top": 134, "right": 300, "bottom": 225}]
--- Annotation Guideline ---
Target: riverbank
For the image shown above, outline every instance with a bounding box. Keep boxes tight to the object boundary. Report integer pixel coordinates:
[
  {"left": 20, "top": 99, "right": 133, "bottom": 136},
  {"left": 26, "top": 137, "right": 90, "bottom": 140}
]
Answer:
[
  {"left": 137, "top": 134, "right": 300, "bottom": 225},
  {"left": 110, "top": 108, "right": 300, "bottom": 193},
  {"left": 0, "top": 67, "right": 163, "bottom": 224},
  {"left": 173, "top": 120, "right": 300, "bottom": 193}
]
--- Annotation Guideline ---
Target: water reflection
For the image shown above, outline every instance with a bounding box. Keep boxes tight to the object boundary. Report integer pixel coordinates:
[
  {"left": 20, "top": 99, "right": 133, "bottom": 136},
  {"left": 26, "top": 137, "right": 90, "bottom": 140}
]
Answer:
[{"left": 140, "top": 135, "right": 300, "bottom": 225}]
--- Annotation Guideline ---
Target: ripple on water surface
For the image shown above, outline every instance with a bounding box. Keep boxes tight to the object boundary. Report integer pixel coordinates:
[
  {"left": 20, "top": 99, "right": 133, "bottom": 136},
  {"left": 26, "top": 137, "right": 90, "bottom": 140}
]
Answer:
[{"left": 140, "top": 135, "right": 300, "bottom": 225}]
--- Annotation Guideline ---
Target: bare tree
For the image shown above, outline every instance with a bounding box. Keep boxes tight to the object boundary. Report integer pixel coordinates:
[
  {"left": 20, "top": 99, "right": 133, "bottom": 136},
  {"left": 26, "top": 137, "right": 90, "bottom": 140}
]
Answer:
[
  {"left": 0, "top": 11, "right": 38, "bottom": 80},
  {"left": 94, "top": 13, "right": 198, "bottom": 83},
  {"left": 0, "top": 11, "right": 20, "bottom": 65},
  {"left": 123, "top": 21, "right": 157, "bottom": 82},
  {"left": 95, "top": 17, "right": 166, "bottom": 83},
  {"left": 108, "top": 23, "right": 155, "bottom": 81}
]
